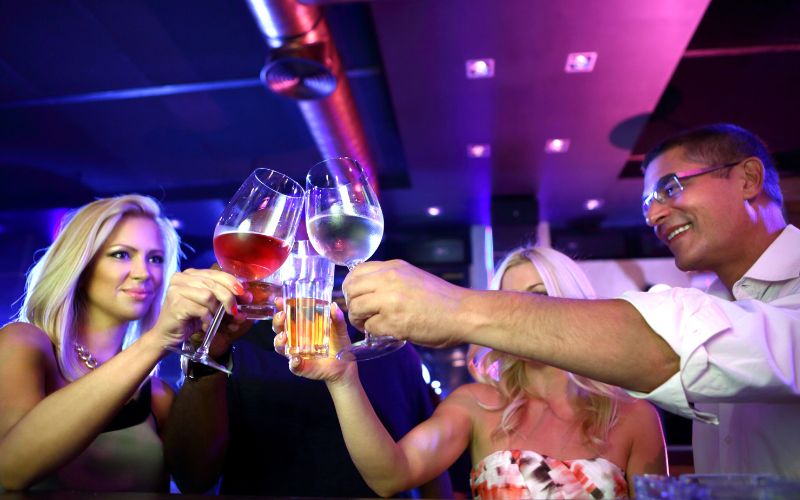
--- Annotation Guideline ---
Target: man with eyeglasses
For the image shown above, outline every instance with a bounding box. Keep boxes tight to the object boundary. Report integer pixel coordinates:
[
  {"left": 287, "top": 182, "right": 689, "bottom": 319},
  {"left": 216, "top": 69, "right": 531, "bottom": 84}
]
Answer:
[{"left": 342, "top": 123, "right": 800, "bottom": 477}]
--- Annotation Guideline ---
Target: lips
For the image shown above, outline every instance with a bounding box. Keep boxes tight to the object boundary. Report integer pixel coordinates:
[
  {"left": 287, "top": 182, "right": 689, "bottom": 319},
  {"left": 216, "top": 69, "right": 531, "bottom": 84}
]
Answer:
[
  {"left": 667, "top": 224, "right": 692, "bottom": 241},
  {"left": 658, "top": 223, "right": 692, "bottom": 244},
  {"left": 122, "top": 289, "right": 153, "bottom": 301}
]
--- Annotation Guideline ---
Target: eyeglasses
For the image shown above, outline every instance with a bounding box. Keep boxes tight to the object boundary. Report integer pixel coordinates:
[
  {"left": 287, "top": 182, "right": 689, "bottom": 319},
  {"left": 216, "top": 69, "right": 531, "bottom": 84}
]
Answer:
[{"left": 641, "top": 160, "right": 742, "bottom": 220}]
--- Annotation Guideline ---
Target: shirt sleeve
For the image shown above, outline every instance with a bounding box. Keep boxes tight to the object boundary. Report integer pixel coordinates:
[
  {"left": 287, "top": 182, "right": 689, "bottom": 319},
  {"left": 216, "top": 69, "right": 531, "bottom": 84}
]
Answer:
[{"left": 619, "top": 287, "right": 800, "bottom": 422}]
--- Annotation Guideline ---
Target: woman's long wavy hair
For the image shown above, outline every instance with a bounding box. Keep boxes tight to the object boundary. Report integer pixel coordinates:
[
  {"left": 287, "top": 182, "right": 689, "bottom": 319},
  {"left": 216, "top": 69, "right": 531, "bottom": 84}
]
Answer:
[
  {"left": 468, "top": 246, "right": 630, "bottom": 452},
  {"left": 16, "top": 194, "right": 181, "bottom": 381}
]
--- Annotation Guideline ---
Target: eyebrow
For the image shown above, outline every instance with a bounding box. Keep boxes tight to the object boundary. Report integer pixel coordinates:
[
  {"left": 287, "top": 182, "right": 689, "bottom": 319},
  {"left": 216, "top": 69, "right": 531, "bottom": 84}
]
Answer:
[
  {"left": 106, "top": 243, "right": 164, "bottom": 254},
  {"left": 525, "top": 283, "right": 547, "bottom": 293}
]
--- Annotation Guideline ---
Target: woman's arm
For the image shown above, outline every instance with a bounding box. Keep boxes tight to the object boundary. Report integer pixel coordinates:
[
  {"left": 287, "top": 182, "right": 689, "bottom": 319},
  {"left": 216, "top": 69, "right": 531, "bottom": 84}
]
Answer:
[
  {"left": 326, "top": 375, "right": 470, "bottom": 497},
  {"left": 0, "top": 269, "right": 241, "bottom": 490},
  {"left": 150, "top": 376, "right": 175, "bottom": 439},
  {"left": 275, "top": 303, "right": 469, "bottom": 497},
  {"left": 623, "top": 400, "right": 668, "bottom": 496},
  {"left": 0, "top": 323, "right": 169, "bottom": 490}
]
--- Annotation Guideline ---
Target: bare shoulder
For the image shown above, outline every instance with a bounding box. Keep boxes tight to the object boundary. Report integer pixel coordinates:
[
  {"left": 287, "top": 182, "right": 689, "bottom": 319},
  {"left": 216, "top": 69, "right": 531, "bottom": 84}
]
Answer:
[
  {"left": 615, "top": 398, "right": 663, "bottom": 435},
  {"left": 0, "top": 323, "right": 56, "bottom": 434},
  {"left": 441, "top": 382, "right": 503, "bottom": 410},
  {"left": 0, "top": 322, "right": 55, "bottom": 364}
]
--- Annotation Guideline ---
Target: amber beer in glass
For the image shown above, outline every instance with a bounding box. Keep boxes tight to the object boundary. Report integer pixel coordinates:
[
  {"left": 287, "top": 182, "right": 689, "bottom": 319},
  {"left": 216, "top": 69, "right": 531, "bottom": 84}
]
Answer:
[{"left": 282, "top": 241, "right": 335, "bottom": 358}]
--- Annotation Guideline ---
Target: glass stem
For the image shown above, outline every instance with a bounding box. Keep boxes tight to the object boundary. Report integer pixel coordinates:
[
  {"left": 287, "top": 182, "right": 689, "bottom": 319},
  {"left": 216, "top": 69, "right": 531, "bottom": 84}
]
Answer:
[
  {"left": 346, "top": 261, "right": 371, "bottom": 343},
  {"left": 196, "top": 303, "right": 226, "bottom": 358}
]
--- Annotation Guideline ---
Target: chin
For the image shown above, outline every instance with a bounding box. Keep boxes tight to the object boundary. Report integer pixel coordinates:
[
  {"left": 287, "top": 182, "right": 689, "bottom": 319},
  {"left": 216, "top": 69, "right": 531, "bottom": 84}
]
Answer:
[{"left": 674, "top": 253, "right": 710, "bottom": 273}]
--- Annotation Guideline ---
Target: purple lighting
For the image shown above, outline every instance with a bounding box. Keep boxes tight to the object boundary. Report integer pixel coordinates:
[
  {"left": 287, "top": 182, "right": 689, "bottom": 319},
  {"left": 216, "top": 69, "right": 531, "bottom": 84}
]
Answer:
[
  {"left": 544, "top": 138, "right": 570, "bottom": 153},
  {"left": 584, "top": 198, "right": 603, "bottom": 211},
  {"left": 467, "top": 143, "right": 491, "bottom": 158},
  {"left": 466, "top": 58, "right": 495, "bottom": 79},
  {"left": 565, "top": 52, "right": 598, "bottom": 73},
  {"left": 427, "top": 206, "right": 442, "bottom": 217}
]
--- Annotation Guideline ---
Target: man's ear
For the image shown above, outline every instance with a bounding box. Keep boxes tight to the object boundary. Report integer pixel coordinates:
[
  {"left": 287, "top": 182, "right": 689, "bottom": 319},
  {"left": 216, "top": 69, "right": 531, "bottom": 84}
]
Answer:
[{"left": 740, "top": 157, "right": 764, "bottom": 200}]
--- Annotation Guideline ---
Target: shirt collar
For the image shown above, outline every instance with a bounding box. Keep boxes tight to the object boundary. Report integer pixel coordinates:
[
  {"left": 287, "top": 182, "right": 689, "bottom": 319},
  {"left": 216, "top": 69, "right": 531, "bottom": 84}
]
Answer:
[
  {"left": 742, "top": 224, "right": 800, "bottom": 282},
  {"left": 705, "top": 224, "right": 800, "bottom": 298}
]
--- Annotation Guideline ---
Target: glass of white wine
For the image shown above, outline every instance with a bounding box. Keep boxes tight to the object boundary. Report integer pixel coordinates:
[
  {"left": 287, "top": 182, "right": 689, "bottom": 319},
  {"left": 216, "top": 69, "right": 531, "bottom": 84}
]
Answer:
[{"left": 305, "top": 157, "right": 405, "bottom": 361}]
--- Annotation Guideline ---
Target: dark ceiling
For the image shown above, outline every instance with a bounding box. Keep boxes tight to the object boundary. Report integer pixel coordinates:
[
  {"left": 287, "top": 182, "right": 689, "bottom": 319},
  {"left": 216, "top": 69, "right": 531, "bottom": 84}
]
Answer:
[{"left": 1, "top": 0, "right": 799, "bottom": 265}]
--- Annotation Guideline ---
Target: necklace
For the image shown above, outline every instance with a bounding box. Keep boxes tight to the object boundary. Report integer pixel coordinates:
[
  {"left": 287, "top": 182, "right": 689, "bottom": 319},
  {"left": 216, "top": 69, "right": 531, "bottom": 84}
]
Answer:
[{"left": 74, "top": 342, "right": 99, "bottom": 370}]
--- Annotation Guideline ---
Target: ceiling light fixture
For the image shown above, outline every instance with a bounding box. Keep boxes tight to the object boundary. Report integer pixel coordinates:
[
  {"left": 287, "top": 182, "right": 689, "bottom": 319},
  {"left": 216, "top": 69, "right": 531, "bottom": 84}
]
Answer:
[
  {"left": 467, "top": 143, "right": 491, "bottom": 158},
  {"left": 427, "top": 206, "right": 442, "bottom": 217},
  {"left": 565, "top": 52, "right": 598, "bottom": 73},
  {"left": 584, "top": 199, "right": 603, "bottom": 211},
  {"left": 466, "top": 58, "right": 495, "bottom": 79},
  {"left": 544, "top": 138, "right": 570, "bottom": 153}
]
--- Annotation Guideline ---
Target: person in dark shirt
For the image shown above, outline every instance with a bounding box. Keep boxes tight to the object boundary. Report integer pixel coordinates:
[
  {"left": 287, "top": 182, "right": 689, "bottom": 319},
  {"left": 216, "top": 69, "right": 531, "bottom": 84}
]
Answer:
[{"left": 166, "top": 319, "right": 451, "bottom": 497}]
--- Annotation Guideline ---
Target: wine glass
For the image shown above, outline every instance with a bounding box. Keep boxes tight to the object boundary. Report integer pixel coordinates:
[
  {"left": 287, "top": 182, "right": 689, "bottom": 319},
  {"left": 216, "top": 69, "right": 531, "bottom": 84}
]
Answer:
[
  {"left": 168, "top": 168, "right": 304, "bottom": 372},
  {"left": 305, "top": 157, "right": 405, "bottom": 361}
]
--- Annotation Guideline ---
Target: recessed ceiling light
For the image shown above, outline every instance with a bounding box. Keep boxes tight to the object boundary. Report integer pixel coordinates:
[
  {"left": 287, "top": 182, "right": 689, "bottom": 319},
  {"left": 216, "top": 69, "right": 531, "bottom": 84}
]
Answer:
[
  {"left": 584, "top": 198, "right": 603, "bottom": 211},
  {"left": 544, "top": 138, "right": 570, "bottom": 153},
  {"left": 565, "top": 52, "right": 598, "bottom": 73},
  {"left": 467, "top": 143, "right": 491, "bottom": 158},
  {"left": 427, "top": 206, "right": 442, "bottom": 217},
  {"left": 466, "top": 58, "right": 495, "bottom": 79}
]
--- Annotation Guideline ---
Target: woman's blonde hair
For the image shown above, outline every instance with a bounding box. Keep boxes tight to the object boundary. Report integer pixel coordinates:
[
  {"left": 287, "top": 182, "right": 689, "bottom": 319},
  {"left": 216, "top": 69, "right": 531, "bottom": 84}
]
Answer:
[
  {"left": 16, "top": 194, "right": 181, "bottom": 381},
  {"left": 468, "top": 246, "right": 629, "bottom": 451}
]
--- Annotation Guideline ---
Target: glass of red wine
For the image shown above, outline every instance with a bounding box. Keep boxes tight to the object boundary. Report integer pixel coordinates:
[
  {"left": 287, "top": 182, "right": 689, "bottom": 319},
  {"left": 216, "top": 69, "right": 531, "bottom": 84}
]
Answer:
[
  {"left": 168, "top": 168, "right": 304, "bottom": 373},
  {"left": 305, "top": 157, "right": 405, "bottom": 361}
]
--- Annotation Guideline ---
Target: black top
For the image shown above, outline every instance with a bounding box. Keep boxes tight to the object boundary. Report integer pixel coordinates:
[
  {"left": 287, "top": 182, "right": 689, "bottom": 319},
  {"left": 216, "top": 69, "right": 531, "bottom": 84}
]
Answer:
[
  {"left": 104, "top": 379, "right": 152, "bottom": 433},
  {"left": 220, "top": 321, "right": 436, "bottom": 497}
]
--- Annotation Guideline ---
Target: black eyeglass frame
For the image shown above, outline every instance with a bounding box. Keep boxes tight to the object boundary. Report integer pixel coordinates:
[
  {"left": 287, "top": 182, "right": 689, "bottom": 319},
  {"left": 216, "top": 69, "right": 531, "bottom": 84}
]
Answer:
[{"left": 641, "top": 160, "right": 743, "bottom": 219}]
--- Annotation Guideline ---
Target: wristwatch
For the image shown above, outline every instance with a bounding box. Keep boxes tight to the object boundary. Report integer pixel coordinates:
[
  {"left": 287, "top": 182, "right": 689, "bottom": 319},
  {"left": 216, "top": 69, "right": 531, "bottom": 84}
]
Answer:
[{"left": 180, "top": 349, "right": 233, "bottom": 380}]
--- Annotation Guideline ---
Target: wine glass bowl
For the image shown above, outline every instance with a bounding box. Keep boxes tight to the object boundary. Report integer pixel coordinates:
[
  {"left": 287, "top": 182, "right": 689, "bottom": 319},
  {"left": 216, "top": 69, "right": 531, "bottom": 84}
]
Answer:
[
  {"left": 169, "top": 168, "right": 304, "bottom": 372},
  {"left": 305, "top": 157, "right": 405, "bottom": 361}
]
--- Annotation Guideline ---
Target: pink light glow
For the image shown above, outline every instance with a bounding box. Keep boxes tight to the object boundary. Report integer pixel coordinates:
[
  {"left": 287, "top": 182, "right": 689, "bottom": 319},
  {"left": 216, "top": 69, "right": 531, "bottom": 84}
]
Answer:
[
  {"left": 544, "top": 138, "right": 570, "bottom": 153},
  {"left": 467, "top": 143, "right": 491, "bottom": 158},
  {"left": 465, "top": 58, "right": 495, "bottom": 79},
  {"left": 565, "top": 52, "right": 598, "bottom": 73}
]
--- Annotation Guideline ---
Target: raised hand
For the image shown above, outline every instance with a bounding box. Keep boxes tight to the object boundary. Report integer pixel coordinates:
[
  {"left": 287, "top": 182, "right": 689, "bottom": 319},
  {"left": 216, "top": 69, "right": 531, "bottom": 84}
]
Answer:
[
  {"left": 342, "top": 260, "right": 471, "bottom": 348},
  {"left": 149, "top": 268, "right": 245, "bottom": 350},
  {"left": 273, "top": 299, "right": 356, "bottom": 383}
]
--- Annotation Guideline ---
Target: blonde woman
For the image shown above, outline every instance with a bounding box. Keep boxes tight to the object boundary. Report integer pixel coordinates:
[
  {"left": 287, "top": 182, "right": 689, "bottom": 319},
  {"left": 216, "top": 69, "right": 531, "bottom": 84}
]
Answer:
[
  {"left": 0, "top": 195, "right": 243, "bottom": 491},
  {"left": 274, "top": 246, "right": 667, "bottom": 498}
]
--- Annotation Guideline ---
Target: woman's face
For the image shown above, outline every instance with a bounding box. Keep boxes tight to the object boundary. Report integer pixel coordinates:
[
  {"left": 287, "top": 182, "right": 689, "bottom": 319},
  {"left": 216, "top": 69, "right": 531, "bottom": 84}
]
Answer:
[
  {"left": 499, "top": 261, "right": 547, "bottom": 295},
  {"left": 81, "top": 215, "right": 165, "bottom": 327}
]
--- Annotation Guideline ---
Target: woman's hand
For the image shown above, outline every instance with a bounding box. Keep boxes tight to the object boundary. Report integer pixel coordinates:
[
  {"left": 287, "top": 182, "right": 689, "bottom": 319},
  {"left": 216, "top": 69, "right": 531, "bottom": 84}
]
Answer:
[
  {"left": 273, "top": 299, "right": 357, "bottom": 384},
  {"left": 149, "top": 268, "right": 246, "bottom": 349}
]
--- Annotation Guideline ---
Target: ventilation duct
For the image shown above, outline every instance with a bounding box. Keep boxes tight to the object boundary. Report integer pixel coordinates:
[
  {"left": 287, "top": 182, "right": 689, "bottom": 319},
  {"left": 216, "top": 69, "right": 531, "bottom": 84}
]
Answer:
[{"left": 245, "top": 0, "right": 380, "bottom": 186}]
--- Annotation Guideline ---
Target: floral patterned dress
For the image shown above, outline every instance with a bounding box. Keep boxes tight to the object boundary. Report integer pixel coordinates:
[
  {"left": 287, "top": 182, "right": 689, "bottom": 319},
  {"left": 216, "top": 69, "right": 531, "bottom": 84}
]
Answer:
[{"left": 470, "top": 450, "right": 628, "bottom": 499}]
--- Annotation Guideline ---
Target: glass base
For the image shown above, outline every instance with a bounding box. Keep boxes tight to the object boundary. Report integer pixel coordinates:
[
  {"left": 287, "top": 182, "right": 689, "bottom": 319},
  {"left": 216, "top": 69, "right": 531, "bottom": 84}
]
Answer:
[
  {"left": 165, "top": 344, "right": 232, "bottom": 375},
  {"left": 336, "top": 336, "right": 406, "bottom": 362},
  {"left": 238, "top": 302, "right": 276, "bottom": 320}
]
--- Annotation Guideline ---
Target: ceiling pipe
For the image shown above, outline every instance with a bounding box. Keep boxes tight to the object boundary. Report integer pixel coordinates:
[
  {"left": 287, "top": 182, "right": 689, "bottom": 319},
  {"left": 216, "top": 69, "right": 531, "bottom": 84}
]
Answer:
[{"left": 244, "top": 0, "right": 380, "bottom": 191}]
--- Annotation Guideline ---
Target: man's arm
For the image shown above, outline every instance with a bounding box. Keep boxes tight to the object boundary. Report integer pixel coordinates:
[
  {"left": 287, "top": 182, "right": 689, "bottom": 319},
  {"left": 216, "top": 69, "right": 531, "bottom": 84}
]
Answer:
[
  {"left": 163, "top": 371, "right": 229, "bottom": 493},
  {"left": 344, "top": 260, "right": 679, "bottom": 393}
]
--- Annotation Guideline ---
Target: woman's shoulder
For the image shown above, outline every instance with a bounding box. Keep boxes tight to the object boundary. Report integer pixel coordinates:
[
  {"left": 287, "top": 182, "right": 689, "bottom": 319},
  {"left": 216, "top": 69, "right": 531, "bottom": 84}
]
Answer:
[
  {"left": 445, "top": 382, "right": 504, "bottom": 407},
  {"left": 0, "top": 322, "right": 54, "bottom": 356},
  {"left": 0, "top": 322, "right": 57, "bottom": 383},
  {"left": 613, "top": 397, "right": 662, "bottom": 434}
]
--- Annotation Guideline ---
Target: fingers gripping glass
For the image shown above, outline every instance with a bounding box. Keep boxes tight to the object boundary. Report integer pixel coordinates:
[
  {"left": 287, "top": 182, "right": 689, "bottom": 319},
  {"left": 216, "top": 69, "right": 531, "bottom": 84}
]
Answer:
[
  {"left": 167, "top": 168, "right": 304, "bottom": 373},
  {"left": 305, "top": 157, "right": 406, "bottom": 361},
  {"left": 641, "top": 160, "right": 742, "bottom": 219}
]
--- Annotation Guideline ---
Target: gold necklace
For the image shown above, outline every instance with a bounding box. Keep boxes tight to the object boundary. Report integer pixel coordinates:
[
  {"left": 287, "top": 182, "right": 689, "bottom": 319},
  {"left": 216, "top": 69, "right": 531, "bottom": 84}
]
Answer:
[{"left": 74, "top": 342, "right": 99, "bottom": 370}]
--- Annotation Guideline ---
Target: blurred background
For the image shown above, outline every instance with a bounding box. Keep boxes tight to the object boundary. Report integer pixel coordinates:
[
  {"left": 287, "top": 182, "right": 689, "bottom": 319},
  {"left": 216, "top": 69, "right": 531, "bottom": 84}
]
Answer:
[{"left": 1, "top": 0, "right": 799, "bottom": 466}]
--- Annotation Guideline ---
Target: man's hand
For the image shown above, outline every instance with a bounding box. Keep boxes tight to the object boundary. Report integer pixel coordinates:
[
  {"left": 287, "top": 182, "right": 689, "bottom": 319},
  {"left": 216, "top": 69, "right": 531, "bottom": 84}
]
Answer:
[{"left": 342, "top": 259, "right": 472, "bottom": 348}]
